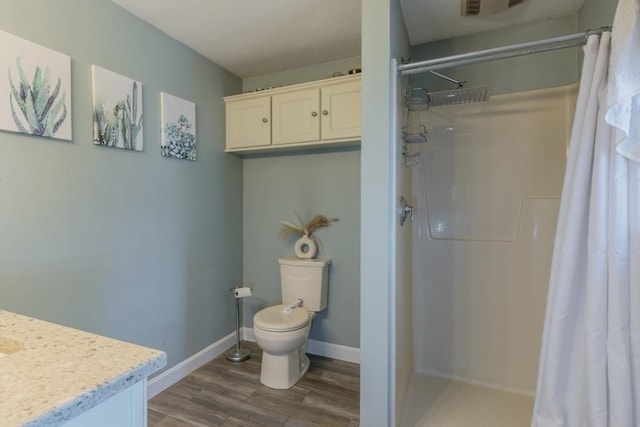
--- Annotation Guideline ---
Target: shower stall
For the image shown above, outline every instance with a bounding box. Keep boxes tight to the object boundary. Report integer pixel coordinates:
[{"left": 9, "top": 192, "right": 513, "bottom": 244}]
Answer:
[{"left": 392, "top": 29, "right": 606, "bottom": 426}]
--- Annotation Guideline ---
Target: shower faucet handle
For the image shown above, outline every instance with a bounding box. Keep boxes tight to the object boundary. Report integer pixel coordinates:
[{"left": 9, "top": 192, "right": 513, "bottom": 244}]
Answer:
[{"left": 400, "top": 196, "right": 415, "bottom": 226}]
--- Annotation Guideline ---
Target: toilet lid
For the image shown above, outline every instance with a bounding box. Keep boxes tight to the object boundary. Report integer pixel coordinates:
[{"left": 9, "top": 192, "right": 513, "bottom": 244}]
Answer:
[{"left": 254, "top": 304, "right": 310, "bottom": 332}]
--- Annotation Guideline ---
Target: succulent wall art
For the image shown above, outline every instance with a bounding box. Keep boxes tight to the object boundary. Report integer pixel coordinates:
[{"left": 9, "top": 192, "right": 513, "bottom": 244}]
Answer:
[
  {"left": 91, "top": 65, "right": 143, "bottom": 151},
  {"left": 0, "top": 31, "right": 72, "bottom": 141},
  {"left": 160, "top": 92, "right": 196, "bottom": 160}
]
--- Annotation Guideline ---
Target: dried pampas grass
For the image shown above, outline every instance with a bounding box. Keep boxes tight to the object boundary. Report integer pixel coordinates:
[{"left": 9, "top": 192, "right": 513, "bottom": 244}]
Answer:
[{"left": 279, "top": 214, "right": 339, "bottom": 241}]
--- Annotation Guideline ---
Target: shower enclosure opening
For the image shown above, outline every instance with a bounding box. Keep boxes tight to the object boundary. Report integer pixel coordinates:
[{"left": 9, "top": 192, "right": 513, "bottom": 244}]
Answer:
[
  {"left": 391, "top": 29, "right": 609, "bottom": 426},
  {"left": 400, "top": 82, "right": 577, "bottom": 426}
]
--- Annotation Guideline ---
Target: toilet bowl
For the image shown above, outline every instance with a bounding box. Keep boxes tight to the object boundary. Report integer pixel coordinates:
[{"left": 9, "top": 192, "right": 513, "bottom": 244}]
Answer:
[
  {"left": 253, "top": 257, "right": 330, "bottom": 389},
  {"left": 253, "top": 304, "right": 316, "bottom": 389}
]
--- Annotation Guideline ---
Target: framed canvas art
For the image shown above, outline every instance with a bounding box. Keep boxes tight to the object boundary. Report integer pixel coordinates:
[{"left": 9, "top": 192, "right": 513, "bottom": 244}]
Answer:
[
  {"left": 91, "top": 65, "right": 143, "bottom": 151},
  {"left": 160, "top": 92, "right": 196, "bottom": 160},
  {"left": 0, "top": 31, "right": 72, "bottom": 140}
]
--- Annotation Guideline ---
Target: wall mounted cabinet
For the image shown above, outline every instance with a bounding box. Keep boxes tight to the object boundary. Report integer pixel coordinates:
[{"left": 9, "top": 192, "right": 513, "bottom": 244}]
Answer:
[
  {"left": 224, "top": 75, "right": 361, "bottom": 154},
  {"left": 225, "top": 96, "right": 271, "bottom": 149}
]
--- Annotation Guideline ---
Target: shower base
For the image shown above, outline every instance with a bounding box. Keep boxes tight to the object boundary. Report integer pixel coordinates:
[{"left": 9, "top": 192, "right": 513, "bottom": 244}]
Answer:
[{"left": 400, "top": 373, "right": 534, "bottom": 427}]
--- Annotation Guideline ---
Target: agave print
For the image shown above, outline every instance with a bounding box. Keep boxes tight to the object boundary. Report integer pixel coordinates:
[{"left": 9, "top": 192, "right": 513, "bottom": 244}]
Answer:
[{"left": 8, "top": 57, "right": 67, "bottom": 137}]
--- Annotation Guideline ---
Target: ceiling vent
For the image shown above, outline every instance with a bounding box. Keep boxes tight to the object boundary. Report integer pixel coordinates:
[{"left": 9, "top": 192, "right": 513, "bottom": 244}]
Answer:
[{"left": 461, "top": 0, "right": 525, "bottom": 16}]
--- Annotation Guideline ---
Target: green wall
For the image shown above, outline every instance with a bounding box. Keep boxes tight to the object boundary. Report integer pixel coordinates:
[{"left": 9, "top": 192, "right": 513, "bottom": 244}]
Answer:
[
  {"left": 578, "top": 0, "right": 618, "bottom": 31},
  {"left": 243, "top": 56, "right": 361, "bottom": 92},
  {"left": 409, "top": 0, "right": 618, "bottom": 96},
  {"left": 242, "top": 149, "right": 361, "bottom": 347},
  {"left": 409, "top": 14, "right": 579, "bottom": 95},
  {"left": 360, "top": 0, "right": 410, "bottom": 423},
  {"left": 240, "top": 55, "right": 362, "bottom": 350},
  {"left": 0, "top": 0, "right": 243, "bottom": 374}
]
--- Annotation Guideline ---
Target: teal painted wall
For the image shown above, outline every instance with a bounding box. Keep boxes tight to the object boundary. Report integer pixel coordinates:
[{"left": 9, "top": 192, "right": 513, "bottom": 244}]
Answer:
[
  {"left": 240, "top": 57, "right": 362, "bottom": 350},
  {"left": 0, "top": 0, "right": 243, "bottom": 374},
  {"left": 242, "top": 149, "right": 361, "bottom": 347},
  {"left": 359, "top": 0, "right": 411, "bottom": 423},
  {"left": 409, "top": 0, "right": 618, "bottom": 97},
  {"left": 243, "top": 56, "right": 361, "bottom": 92},
  {"left": 409, "top": 14, "right": 579, "bottom": 95},
  {"left": 578, "top": 0, "right": 618, "bottom": 31}
]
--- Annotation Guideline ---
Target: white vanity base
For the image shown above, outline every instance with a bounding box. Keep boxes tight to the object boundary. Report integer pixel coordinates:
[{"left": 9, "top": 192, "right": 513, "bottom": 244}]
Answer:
[{"left": 63, "top": 380, "right": 146, "bottom": 427}]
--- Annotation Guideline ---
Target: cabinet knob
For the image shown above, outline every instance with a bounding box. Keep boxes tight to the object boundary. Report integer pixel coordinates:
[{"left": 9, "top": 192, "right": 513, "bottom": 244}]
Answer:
[
  {"left": 311, "top": 111, "right": 318, "bottom": 117},
  {"left": 322, "top": 110, "right": 329, "bottom": 116},
  {"left": 262, "top": 118, "right": 268, "bottom": 123}
]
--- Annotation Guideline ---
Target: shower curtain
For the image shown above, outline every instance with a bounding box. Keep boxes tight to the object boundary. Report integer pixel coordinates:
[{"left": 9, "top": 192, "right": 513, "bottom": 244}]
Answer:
[{"left": 532, "top": 1, "right": 640, "bottom": 425}]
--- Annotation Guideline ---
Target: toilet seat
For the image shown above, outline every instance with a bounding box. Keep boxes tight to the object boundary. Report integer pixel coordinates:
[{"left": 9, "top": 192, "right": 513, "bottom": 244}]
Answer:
[{"left": 254, "top": 304, "right": 310, "bottom": 332}]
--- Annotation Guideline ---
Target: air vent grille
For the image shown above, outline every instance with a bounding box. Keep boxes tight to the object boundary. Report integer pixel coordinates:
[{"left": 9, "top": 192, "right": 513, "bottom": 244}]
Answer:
[
  {"left": 461, "top": 0, "right": 525, "bottom": 16},
  {"left": 464, "top": 0, "right": 481, "bottom": 15}
]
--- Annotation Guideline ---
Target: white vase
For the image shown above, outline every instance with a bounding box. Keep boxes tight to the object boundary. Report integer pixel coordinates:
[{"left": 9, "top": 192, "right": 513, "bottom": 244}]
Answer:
[{"left": 294, "top": 235, "right": 317, "bottom": 259}]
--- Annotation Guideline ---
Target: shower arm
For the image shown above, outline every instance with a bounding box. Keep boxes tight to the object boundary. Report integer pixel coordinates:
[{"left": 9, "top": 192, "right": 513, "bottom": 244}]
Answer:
[{"left": 428, "top": 71, "right": 466, "bottom": 89}]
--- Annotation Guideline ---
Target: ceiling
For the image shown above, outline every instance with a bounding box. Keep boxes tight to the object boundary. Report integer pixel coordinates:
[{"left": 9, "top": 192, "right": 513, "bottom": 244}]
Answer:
[{"left": 113, "top": 0, "right": 585, "bottom": 79}]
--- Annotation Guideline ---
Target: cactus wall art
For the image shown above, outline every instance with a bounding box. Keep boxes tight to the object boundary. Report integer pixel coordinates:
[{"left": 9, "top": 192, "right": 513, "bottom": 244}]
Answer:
[
  {"left": 0, "top": 31, "right": 72, "bottom": 140},
  {"left": 160, "top": 92, "right": 196, "bottom": 160},
  {"left": 91, "top": 65, "right": 143, "bottom": 151}
]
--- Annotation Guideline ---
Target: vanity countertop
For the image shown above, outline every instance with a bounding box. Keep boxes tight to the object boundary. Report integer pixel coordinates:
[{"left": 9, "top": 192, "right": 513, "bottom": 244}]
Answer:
[{"left": 0, "top": 310, "right": 166, "bottom": 427}]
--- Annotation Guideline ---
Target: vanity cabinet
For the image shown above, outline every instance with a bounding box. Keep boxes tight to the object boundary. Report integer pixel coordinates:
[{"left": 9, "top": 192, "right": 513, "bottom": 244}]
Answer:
[
  {"left": 62, "top": 380, "right": 146, "bottom": 427},
  {"left": 0, "top": 310, "right": 165, "bottom": 427},
  {"left": 225, "top": 74, "right": 361, "bottom": 153}
]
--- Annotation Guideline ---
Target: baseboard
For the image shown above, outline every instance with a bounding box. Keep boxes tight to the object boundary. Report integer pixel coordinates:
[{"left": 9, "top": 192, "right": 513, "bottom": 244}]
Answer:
[
  {"left": 147, "top": 331, "right": 236, "bottom": 399},
  {"left": 242, "top": 327, "right": 360, "bottom": 364}
]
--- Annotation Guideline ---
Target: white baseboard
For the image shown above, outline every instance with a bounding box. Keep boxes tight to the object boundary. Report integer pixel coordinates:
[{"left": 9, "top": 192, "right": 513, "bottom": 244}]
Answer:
[
  {"left": 241, "top": 326, "right": 255, "bottom": 342},
  {"left": 242, "top": 327, "right": 360, "bottom": 364},
  {"left": 146, "top": 331, "right": 236, "bottom": 399}
]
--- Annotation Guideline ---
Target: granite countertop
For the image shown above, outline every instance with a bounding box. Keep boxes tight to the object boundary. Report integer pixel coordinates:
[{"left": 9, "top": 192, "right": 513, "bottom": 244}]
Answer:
[{"left": 0, "top": 310, "right": 166, "bottom": 427}]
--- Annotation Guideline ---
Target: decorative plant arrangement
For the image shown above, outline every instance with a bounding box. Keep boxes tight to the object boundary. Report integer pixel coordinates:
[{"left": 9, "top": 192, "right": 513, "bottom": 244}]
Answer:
[
  {"left": 160, "top": 92, "right": 196, "bottom": 160},
  {"left": 91, "top": 65, "right": 144, "bottom": 151},
  {"left": 0, "top": 30, "right": 72, "bottom": 140},
  {"left": 279, "top": 214, "right": 339, "bottom": 259}
]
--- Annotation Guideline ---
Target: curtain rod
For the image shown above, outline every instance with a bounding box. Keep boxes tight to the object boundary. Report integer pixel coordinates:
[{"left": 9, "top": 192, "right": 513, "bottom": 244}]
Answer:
[{"left": 398, "top": 26, "right": 611, "bottom": 76}]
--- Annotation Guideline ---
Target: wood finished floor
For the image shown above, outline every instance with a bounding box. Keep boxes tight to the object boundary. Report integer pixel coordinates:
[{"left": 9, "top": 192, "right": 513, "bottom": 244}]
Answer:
[{"left": 148, "top": 341, "right": 360, "bottom": 427}]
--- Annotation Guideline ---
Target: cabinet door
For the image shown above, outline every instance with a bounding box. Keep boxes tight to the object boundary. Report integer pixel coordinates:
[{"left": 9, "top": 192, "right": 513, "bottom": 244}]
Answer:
[
  {"left": 226, "top": 97, "right": 271, "bottom": 149},
  {"left": 272, "top": 88, "right": 320, "bottom": 145},
  {"left": 320, "top": 80, "right": 361, "bottom": 141}
]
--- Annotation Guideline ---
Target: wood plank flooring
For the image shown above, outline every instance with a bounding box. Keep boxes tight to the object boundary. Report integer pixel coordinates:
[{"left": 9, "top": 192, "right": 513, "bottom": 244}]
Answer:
[{"left": 148, "top": 341, "right": 360, "bottom": 427}]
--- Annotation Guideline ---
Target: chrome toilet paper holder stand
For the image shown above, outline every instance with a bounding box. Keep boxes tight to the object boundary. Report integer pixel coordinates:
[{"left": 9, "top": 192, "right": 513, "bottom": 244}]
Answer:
[{"left": 225, "top": 286, "right": 253, "bottom": 363}]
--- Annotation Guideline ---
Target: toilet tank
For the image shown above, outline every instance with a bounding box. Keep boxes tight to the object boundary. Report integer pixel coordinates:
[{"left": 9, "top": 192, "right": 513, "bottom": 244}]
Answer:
[{"left": 279, "top": 257, "right": 330, "bottom": 312}]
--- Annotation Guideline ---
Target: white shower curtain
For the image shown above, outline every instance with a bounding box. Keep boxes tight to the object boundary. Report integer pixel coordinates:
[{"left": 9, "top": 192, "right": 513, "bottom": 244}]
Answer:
[{"left": 532, "top": 2, "right": 640, "bottom": 425}]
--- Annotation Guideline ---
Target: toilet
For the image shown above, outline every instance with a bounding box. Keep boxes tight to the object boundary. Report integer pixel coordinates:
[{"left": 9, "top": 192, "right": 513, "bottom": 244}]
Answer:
[{"left": 253, "top": 256, "right": 330, "bottom": 389}]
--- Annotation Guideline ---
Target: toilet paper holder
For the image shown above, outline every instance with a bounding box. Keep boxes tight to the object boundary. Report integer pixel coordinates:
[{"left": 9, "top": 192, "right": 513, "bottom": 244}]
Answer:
[
  {"left": 225, "top": 285, "right": 253, "bottom": 362},
  {"left": 230, "top": 286, "right": 253, "bottom": 298}
]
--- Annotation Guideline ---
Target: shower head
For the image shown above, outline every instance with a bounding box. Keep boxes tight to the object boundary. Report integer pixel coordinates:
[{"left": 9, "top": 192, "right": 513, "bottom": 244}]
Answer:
[{"left": 427, "top": 86, "right": 491, "bottom": 107}]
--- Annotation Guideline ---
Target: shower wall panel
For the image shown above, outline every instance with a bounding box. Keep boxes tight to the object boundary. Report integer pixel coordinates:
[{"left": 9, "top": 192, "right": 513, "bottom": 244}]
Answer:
[{"left": 413, "top": 84, "right": 578, "bottom": 394}]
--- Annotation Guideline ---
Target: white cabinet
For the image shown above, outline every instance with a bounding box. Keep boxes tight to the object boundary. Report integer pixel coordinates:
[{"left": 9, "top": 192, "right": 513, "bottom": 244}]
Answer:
[
  {"left": 272, "top": 88, "right": 320, "bottom": 145},
  {"left": 320, "top": 79, "right": 361, "bottom": 141},
  {"left": 225, "top": 96, "right": 271, "bottom": 149},
  {"left": 62, "top": 380, "right": 146, "bottom": 427},
  {"left": 224, "top": 75, "right": 361, "bottom": 153}
]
